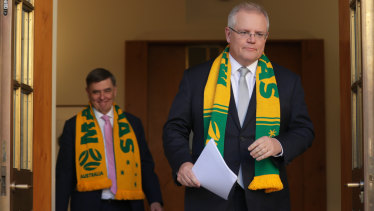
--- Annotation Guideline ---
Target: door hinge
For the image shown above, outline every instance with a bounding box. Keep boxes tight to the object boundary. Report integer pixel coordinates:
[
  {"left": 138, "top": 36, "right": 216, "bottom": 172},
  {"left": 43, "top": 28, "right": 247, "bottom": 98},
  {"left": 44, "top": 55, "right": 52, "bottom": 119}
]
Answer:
[
  {"left": 359, "top": 191, "right": 364, "bottom": 204},
  {"left": 369, "top": 174, "right": 374, "bottom": 182},
  {"left": 3, "top": 0, "right": 8, "bottom": 16},
  {"left": 1, "top": 166, "right": 5, "bottom": 196}
]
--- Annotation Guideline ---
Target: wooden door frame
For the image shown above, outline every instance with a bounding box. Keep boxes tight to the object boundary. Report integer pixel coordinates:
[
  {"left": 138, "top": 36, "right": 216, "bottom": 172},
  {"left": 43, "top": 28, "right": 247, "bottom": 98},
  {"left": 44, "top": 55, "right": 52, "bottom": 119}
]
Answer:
[
  {"left": 339, "top": 0, "right": 353, "bottom": 210},
  {"left": 33, "top": 0, "right": 53, "bottom": 210}
]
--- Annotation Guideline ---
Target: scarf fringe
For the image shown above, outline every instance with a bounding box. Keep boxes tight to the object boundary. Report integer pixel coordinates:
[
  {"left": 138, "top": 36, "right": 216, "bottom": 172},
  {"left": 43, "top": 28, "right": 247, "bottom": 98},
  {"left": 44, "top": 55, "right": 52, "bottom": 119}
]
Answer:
[{"left": 248, "top": 174, "right": 283, "bottom": 193}]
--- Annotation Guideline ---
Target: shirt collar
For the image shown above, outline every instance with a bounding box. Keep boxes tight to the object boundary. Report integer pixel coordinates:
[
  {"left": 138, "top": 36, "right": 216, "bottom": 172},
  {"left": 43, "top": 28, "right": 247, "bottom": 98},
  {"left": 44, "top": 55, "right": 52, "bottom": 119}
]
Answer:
[
  {"left": 229, "top": 53, "right": 258, "bottom": 76},
  {"left": 93, "top": 106, "right": 114, "bottom": 120}
]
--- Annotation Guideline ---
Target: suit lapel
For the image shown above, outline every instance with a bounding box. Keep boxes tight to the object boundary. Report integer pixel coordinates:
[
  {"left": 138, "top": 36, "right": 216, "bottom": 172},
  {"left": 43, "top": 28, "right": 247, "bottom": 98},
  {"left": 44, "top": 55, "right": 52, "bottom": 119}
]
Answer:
[
  {"left": 228, "top": 88, "right": 241, "bottom": 129},
  {"left": 242, "top": 87, "right": 256, "bottom": 129}
]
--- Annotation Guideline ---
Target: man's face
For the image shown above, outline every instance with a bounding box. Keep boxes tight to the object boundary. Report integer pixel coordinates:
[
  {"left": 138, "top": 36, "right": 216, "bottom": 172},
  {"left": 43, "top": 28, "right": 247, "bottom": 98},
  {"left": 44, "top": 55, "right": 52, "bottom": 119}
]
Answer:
[
  {"left": 86, "top": 78, "right": 117, "bottom": 114},
  {"left": 225, "top": 10, "right": 268, "bottom": 66}
]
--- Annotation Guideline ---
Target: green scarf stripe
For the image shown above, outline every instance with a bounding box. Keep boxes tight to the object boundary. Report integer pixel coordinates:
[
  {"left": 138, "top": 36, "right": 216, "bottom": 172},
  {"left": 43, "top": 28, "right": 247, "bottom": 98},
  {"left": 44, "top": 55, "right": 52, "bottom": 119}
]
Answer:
[
  {"left": 256, "top": 121, "right": 281, "bottom": 124},
  {"left": 213, "top": 104, "right": 229, "bottom": 108},
  {"left": 203, "top": 112, "right": 229, "bottom": 154},
  {"left": 257, "top": 117, "right": 280, "bottom": 119},
  {"left": 254, "top": 161, "right": 280, "bottom": 175},
  {"left": 204, "top": 104, "right": 229, "bottom": 111},
  {"left": 204, "top": 110, "right": 229, "bottom": 118},
  {"left": 204, "top": 108, "right": 228, "bottom": 113},
  {"left": 211, "top": 108, "right": 229, "bottom": 113}
]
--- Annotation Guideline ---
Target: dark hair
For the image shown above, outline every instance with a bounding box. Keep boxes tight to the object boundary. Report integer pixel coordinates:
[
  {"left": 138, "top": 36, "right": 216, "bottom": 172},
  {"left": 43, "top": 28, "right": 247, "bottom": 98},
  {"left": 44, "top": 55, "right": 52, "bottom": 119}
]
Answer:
[{"left": 86, "top": 68, "right": 116, "bottom": 87}]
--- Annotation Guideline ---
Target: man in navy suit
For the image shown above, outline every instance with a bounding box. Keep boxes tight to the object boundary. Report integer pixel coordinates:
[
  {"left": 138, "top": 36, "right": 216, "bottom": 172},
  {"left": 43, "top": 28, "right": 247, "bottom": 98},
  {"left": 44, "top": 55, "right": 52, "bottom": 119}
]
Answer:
[
  {"left": 163, "top": 2, "right": 314, "bottom": 211},
  {"left": 56, "top": 68, "right": 163, "bottom": 211}
]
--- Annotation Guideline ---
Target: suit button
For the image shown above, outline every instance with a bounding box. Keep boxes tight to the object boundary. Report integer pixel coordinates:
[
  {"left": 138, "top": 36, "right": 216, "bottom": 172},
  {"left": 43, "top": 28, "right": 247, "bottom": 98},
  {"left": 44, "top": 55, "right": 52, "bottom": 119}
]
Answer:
[{"left": 240, "top": 136, "right": 246, "bottom": 142}]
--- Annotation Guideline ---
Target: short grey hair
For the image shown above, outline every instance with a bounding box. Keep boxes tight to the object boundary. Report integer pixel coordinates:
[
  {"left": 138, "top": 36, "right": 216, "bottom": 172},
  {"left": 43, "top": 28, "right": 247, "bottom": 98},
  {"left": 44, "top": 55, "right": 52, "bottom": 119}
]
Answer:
[{"left": 227, "top": 2, "right": 270, "bottom": 31}]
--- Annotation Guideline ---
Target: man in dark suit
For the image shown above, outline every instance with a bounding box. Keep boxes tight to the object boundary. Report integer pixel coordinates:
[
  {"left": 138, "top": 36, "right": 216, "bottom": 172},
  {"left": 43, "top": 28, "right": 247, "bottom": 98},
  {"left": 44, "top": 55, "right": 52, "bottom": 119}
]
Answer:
[
  {"left": 163, "top": 2, "right": 314, "bottom": 211},
  {"left": 56, "top": 68, "right": 163, "bottom": 211}
]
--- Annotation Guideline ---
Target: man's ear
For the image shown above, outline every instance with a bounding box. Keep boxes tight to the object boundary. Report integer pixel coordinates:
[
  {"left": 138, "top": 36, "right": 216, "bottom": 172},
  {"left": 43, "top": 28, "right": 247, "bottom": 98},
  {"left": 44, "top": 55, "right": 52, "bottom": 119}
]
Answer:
[
  {"left": 113, "top": 86, "right": 117, "bottom": 97},
  {"left": 225, "top": 27, "right": 231, "bottom": 43},
  {"left": 85, "top": 87, "right": 92, "bottom": 98},
  {"left": 265, "top": 32, "right": 269, "bottom": 41}
]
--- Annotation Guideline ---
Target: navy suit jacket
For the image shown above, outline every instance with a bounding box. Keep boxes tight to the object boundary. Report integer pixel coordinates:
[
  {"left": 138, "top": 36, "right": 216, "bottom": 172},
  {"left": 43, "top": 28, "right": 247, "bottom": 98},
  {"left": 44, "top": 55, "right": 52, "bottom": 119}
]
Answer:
[
  {"left": 163, "top": 60, "right": 314, "bottom": 211},
  {"left": 56, "top": 111, "right": 163, "bottom": 211}
]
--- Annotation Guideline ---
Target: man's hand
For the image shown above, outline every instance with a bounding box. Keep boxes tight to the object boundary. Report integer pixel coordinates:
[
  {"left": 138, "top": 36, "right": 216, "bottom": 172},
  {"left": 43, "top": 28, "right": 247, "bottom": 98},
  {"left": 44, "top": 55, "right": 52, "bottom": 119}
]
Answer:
[
  {"left": 150, "top": 202, "right": 163, "bottom": 211},
  {"left": 177, "top": 162, "right": 200, "bottom": 187},
  {"left": 248, "top": 136, "right": 282, "bottom": 161}
]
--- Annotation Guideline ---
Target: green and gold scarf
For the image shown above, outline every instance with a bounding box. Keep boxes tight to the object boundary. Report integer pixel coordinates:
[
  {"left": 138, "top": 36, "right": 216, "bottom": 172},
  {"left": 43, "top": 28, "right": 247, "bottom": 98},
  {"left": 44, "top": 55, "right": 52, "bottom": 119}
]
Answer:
[
  {"left": 75, "top": 104, "right": 145, "bottom": 199},
  {"left": 203, "top": 46, "right": 283, "bottom": 193}
]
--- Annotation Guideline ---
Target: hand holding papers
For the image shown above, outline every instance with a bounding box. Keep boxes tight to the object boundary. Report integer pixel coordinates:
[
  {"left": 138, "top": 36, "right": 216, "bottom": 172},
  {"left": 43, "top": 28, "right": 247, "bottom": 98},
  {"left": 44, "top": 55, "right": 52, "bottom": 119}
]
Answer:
[{"left": 192, "top": 139, "right": 238, "bottom": 200}]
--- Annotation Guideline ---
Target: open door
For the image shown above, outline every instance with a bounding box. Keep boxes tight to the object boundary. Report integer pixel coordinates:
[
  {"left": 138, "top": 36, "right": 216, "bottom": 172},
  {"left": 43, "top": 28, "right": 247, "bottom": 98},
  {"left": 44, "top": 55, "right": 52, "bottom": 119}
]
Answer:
[
  {"left": 1, "top": 0, "right": 53, "bottom": 210},
  {"left": 346, "top": 1, "right": 364, "bottom": 210},
  {"left": 10, "top": 1, "right": 35, "bottom": 210},
  {"left": 1, "top": 0, "right": 35, "bottom": 210},
  {"left": 341, "top": 0, "right": 374, "bottom": 210}
]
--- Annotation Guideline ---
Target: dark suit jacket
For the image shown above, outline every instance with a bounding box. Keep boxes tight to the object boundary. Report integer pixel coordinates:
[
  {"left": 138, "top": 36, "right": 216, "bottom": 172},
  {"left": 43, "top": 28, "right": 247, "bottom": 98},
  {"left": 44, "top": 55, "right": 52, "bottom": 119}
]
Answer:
[
  {"left": 56, "top": 111, "right": 163, "bottom": 211},
  {"left": 163, "top": 60, "right": 314, "bottom": 211}
]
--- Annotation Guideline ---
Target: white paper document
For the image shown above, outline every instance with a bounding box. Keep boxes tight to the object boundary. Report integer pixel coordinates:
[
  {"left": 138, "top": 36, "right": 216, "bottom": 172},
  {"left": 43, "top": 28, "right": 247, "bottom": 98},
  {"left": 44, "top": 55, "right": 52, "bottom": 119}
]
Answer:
[{"left": 192, "top": 139, "right": 238, "bottom": 200}]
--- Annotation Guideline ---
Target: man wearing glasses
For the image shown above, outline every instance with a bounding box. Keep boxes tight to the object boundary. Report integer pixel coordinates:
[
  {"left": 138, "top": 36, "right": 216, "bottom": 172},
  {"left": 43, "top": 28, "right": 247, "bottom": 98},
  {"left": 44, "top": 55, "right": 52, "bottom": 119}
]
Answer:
[{"left": 163, "top": 2, "right": 314, "bottom": 211}]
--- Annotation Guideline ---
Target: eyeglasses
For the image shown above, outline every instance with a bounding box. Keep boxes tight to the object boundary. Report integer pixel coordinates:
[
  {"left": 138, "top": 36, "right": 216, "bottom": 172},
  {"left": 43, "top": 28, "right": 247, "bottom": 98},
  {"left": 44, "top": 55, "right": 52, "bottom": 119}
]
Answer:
[{"left": 229, "top": 27, "right": 267, "bottom": 40}]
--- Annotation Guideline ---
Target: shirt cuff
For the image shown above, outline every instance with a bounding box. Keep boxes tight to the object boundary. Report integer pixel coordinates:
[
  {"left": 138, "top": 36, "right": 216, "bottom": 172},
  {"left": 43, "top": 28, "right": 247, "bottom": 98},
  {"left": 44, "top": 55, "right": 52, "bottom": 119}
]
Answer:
[{"left": 273, "top": 138, "right": 284, "bottom": 157}]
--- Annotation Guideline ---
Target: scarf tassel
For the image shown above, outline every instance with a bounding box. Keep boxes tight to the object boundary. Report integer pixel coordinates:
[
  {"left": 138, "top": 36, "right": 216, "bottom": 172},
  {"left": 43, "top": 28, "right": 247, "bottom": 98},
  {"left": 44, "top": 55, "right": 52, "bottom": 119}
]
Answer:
[{"left": 248, "top": 174, "right": 283, "bottom": 193}]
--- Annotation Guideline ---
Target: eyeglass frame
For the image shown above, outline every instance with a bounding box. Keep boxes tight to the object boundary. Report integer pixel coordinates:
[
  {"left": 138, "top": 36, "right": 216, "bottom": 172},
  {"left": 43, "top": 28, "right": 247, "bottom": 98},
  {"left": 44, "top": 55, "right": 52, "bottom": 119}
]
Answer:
[{"left": 228, "top": 27, "right": 268, "bottom": 40}]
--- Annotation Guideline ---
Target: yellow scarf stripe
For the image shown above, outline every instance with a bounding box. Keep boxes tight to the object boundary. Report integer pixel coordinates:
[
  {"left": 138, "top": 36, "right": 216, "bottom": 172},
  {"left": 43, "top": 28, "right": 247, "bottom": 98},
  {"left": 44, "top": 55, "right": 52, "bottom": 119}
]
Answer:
[
  {"left": 75, "top": 104, "right": 145, "bottom": 200},
  {"left": 204, "top": 105, "right": 229, "bottom": 117}
]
